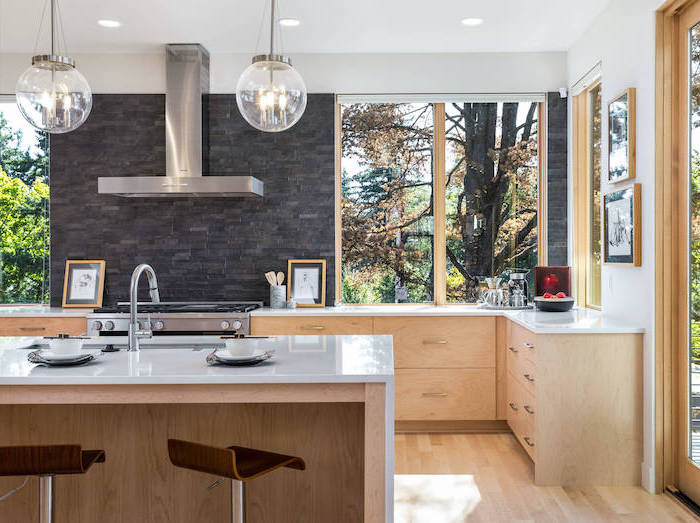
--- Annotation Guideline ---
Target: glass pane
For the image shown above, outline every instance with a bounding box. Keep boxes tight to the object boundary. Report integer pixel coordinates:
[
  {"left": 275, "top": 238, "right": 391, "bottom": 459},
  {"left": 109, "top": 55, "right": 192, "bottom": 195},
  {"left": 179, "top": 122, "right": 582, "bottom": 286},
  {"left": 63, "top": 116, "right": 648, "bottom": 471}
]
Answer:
[
  {"left": 340, "top": 103, "right": 434, "bottom": 303},
  {"left": 0, "top": 101, "right": 50, "bottom": 304},
  {"left": 689, "top": 24, "right": 700, "bottom": 465},
  {"left": 444, "top": 102, "right": 539, "bottom": 303},
  {"left": 588, "top": 84, "right": 602, "bottom": 307}
]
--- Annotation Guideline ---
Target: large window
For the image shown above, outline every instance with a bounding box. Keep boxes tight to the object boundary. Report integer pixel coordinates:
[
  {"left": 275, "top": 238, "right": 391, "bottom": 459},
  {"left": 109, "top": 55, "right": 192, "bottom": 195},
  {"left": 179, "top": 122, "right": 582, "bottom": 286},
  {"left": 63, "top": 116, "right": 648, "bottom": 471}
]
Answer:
[
  {"left": 0, "top": 99, "right": 50, "bottom": 304},
  {"left": 339, "top": 97, "right": 543, "bottom": 304},
  {"left": 573, "top": 80, "right": 602, "bottom": 309}
]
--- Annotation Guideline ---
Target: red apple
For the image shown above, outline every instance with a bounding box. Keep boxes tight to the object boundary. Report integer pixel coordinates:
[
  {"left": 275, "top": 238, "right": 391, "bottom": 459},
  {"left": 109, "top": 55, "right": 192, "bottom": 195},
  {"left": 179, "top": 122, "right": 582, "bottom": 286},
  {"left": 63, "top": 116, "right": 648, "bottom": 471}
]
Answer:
[
  {"left": 556, "top": 292, "right": 566, "bottom": 298},
  {"left": 543, "top": 292, "right": 553, "bottom": 299},
  {"left": 542, "top": 273, "right": 560, "bottom": 294}
]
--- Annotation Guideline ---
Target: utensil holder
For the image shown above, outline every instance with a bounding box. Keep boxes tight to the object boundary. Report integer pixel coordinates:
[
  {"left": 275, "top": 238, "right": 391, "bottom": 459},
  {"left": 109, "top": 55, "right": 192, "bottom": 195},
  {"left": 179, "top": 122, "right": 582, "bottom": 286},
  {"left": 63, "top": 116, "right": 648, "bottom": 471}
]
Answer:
[{"left": 270, "top": 285, "right": 287, "bottom": 309}]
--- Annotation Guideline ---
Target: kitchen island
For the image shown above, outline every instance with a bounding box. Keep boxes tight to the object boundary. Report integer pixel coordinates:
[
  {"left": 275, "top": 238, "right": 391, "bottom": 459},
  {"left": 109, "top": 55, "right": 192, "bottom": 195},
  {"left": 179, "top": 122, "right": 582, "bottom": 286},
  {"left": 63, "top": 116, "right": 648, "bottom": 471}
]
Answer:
[{"left": 0, "top": 335, "right": 394, "bottom": 522}]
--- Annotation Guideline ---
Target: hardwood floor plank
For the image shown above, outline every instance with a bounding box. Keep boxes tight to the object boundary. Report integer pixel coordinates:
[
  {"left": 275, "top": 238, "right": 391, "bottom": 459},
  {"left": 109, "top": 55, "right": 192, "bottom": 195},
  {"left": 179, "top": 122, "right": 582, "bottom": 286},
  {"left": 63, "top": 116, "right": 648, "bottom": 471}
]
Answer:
[{"left": 394, "top": 433, "right": 695, "bottom": 522}]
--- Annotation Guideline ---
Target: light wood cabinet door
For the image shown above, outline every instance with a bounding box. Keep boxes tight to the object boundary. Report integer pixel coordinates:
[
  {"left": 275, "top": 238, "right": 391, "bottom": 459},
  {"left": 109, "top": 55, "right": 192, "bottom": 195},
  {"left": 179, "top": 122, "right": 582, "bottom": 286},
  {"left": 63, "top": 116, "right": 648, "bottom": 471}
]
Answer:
[
  {"left": 374, "top": 316, "right": 495, "bottom": 369},
  {"left": 0, "top": 317, "right": 87, "bottom": 337},
  {"left": 250, "top": 316, "right": 373, "bottom": 336},
  {"left": 395, "top": 368, "right": 496, "bottom": 420}
]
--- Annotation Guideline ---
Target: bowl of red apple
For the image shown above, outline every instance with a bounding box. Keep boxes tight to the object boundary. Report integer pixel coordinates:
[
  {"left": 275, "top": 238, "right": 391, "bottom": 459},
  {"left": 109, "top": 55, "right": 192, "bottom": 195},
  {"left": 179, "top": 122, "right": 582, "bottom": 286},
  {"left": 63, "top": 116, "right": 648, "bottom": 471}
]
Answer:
[{"left": 534, "top": 292, "right": 575, "bottom": 312}]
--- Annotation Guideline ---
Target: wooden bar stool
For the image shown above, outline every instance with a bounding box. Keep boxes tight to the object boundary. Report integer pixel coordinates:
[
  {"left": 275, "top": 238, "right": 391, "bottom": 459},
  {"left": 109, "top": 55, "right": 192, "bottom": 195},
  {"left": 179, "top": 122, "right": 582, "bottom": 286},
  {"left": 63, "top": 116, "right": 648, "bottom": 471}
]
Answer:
[
  {"left": 168, "top": 438, "right": 305, "bottom": 523},
  {"left": 0, "top": 444, "right": 105, "bottom": 523}
]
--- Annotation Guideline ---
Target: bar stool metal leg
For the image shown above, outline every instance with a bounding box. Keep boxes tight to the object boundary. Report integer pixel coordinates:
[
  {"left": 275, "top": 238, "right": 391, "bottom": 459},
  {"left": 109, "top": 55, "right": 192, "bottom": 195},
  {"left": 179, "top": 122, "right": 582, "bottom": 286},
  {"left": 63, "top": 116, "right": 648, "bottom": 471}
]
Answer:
[
  {"left": 38, "top": 475, "right": 54, "bottom": 523},
  {"left": 231, "top": 479, "right": 246, "bottom": 523}
]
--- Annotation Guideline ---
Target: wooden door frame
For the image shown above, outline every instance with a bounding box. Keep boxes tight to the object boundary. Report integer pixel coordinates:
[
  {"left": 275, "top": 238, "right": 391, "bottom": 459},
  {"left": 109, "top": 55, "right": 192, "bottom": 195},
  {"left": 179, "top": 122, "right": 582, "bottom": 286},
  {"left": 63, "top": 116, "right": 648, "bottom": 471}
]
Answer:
[{"left": 656, "top": 0, "right": 700, "bottom": 495}]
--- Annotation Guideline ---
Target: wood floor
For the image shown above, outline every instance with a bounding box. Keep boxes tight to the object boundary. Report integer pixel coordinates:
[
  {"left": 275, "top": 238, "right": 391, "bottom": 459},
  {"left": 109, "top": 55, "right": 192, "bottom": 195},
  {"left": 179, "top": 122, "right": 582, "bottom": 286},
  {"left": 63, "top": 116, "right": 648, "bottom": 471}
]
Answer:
[{"left": 394, "top": 433, "right": 696, "bottom": 522}]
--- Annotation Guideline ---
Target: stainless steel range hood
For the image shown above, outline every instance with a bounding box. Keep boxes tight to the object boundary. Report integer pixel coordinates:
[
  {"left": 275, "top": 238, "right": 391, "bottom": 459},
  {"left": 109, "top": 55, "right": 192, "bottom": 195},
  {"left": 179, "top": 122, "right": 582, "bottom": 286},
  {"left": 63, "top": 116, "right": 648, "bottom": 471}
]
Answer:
[{"left": 98, "top": 44, "right": 263, "bottom": 198}]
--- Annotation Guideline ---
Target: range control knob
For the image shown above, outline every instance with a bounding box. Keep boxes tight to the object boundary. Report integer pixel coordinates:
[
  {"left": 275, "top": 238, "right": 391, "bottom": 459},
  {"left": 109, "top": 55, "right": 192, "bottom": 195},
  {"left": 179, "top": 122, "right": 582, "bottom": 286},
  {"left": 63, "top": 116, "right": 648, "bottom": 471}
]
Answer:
[
  {"left": 92, "top": 320, "right": 103, "bottom": 331},
  {"left": 220, "top": 320, "right": 231, "bottom": 330},
  {"left": 104, "top": 321, "right": 115, "bottom": 331},
  {"left": 232, "top": 320, "right": 243, "bottom": 331},
  {"left": 152, "top": 320, "right": 165, "bottom": 331}
]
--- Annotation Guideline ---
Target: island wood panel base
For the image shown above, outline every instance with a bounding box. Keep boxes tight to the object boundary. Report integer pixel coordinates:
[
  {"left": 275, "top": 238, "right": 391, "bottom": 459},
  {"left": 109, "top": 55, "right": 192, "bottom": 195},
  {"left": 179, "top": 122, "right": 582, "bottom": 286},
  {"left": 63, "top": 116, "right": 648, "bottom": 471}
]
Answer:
[
  {"left": 0, "top": 403, "right": 364, "bottom": 523},
  {"left": 0, "top": 382, "right": 388, "bottom": 522},
  {"left": 0, "top": 317, "right": 86, "bottom": 337}
]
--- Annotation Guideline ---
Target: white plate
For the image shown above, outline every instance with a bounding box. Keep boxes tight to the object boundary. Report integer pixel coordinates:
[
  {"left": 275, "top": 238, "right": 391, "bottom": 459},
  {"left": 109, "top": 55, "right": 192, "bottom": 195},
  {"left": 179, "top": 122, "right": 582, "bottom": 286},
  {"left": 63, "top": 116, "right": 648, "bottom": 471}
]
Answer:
[
  {"left": 214, "top": 349, "right": 271, "bottom": 362},
  {"left": 41, "top": 350, "right": 93, "bottom": 361}
]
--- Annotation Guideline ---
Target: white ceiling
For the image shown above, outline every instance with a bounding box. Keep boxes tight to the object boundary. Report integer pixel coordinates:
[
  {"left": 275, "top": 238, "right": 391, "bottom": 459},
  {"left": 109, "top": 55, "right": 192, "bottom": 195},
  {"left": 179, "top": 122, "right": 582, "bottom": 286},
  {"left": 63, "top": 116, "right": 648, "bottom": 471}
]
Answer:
[{"left": 0, "top": 0, "right": 612, "bottom": 55}]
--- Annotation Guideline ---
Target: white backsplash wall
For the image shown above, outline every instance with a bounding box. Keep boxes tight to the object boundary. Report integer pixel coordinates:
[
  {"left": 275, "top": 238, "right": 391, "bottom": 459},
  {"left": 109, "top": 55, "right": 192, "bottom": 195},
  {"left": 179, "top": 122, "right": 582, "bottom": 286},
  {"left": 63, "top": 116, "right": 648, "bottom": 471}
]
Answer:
[{"left": 567, "top": 0, "right": 664, "bottom": 493}]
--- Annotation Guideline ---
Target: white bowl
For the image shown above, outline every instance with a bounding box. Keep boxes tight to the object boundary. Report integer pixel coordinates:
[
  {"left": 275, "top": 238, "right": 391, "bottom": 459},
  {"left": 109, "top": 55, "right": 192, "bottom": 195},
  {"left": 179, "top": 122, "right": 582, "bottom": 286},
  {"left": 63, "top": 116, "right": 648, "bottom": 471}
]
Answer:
[{"left": 47, "top": 338, "right": 84, "bottom": 355}]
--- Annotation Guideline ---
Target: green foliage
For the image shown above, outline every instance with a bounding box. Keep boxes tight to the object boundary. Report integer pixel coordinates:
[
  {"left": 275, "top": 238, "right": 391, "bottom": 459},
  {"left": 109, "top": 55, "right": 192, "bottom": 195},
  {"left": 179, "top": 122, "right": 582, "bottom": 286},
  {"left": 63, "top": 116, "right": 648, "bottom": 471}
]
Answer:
[{"left": 0, "top": 110, "right": 49, "bottom": 304}]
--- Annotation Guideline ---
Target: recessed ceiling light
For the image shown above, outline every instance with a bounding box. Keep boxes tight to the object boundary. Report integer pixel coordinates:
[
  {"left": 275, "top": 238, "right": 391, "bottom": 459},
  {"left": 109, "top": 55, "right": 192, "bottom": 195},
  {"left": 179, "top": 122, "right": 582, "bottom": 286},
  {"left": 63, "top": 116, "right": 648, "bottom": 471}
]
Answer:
[
  {"left": 97, "top": 19, "right": 121, "bottom": 28},
  {"left": 279, "top": 18, "right": 301, "bottom": 27},
  {"left": 461, "top": 18, "right": 484, "bottom": 27}
]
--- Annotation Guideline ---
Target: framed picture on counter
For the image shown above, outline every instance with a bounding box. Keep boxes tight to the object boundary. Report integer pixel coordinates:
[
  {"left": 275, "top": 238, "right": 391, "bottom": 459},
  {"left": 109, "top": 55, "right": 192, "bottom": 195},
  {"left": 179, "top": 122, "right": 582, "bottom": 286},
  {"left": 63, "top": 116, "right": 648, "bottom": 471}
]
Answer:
[
  {"left": 287, "top": 259, "right": 326, "bottom": 307},
  {"left": 62, "top": 260, "right": 106, "bottom": 308},
  {"left": 603, "top": 184, "right": 641, "bottom": 266}
]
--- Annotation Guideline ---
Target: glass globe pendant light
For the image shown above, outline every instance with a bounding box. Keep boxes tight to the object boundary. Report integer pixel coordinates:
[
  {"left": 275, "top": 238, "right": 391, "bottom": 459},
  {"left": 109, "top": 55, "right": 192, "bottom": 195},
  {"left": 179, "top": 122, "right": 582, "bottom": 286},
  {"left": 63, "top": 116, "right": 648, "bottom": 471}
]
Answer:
[
  {"left": 15, "top": 0, "right": 92, "bottom": 134},
  {"left": 235, "top": 0, "right": 307, "bottom": 132}
]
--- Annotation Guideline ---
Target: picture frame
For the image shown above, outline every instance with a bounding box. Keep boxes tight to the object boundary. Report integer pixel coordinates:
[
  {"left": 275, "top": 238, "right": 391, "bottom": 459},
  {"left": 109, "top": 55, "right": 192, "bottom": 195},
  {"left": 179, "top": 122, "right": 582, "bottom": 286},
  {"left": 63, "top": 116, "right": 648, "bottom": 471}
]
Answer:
[
  {"left": 603, "top": 184, "right": 641, "bottom": 266},
  {"left": 607, "top": 87, "right": 636, "bottom": 183},
  {"left": 62, "top": 260, "right": 106, "bottom": 308},
  {"left": 287, "top": 259, "right": 326, "bottom": 307}
]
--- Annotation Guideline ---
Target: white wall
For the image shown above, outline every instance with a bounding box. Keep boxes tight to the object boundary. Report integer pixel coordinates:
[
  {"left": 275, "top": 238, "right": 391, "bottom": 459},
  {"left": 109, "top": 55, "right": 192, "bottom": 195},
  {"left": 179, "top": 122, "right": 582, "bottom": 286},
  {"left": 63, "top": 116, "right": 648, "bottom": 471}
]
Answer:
[
  {"left": 567, "top": 0, "right": 664, "bottom": 492},
  {"left": 0, "top": 51, "right": 567, "bottom": 94}
]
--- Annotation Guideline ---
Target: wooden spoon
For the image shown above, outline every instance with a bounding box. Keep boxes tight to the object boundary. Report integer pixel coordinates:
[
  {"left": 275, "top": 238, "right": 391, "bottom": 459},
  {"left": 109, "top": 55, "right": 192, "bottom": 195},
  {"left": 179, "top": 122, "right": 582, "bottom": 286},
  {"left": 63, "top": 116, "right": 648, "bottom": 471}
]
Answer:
[{"left": 277, "top": 272, "right": 285, "bottom": 285}]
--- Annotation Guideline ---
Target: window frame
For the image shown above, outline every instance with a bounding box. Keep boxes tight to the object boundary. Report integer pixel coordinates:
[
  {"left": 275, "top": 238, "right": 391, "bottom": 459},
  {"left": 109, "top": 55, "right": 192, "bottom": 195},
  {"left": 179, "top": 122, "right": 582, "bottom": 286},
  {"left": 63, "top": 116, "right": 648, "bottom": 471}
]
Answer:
[
  {"left": 572, "top": 78, "right": 603, "bottom": 310},
  {"left": 334, "top": 95, "right": 548, "bottom": 306}
]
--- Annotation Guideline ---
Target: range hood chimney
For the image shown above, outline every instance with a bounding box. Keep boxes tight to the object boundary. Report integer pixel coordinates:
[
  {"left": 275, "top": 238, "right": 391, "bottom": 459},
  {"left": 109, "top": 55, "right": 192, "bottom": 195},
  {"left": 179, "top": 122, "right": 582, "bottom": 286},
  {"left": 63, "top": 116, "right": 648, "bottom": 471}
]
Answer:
[{"left": 98, "top": 44, "right": 263, "bottom": 197}]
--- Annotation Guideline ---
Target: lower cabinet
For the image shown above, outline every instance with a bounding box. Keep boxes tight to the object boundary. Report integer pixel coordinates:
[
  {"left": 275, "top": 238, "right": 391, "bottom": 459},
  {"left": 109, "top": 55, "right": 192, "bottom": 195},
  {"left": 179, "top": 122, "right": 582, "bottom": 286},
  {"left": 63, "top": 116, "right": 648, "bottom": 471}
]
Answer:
[
  {"left": 251, "top": 315, "right": 373, "bottom": 335},
  {"left": 0, "top": 317, "right": 87, "bottom": 337},
  {"left": 395, "top": 368, "right": 495, "bottom": 420}
]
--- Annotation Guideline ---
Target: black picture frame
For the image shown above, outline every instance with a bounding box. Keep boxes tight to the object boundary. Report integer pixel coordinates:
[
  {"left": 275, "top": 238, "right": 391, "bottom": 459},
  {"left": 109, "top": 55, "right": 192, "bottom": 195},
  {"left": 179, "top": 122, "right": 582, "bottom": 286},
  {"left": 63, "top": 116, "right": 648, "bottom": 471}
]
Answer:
[
  {"left": 287, "top": 259, "right": 326, "bottom": 307},
  {"left": 603, "top": 185, "right": 641, "bottom": 266}
]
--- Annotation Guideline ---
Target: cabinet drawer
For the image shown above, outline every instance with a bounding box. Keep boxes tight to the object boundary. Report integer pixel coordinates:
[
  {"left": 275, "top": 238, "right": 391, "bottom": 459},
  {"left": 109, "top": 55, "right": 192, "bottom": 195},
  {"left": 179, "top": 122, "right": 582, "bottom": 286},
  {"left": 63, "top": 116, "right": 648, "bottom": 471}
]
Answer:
[
  {"left": 510, "top": 322, "right": 536, "bottom": 362},
  {"left": 395, "top": 368, "right": 495, "bottom": 420},
  {"left": 250, "top": 316, "right": 373, "bottom": 335},
  {"left": 507, "top": 344, "right": 536, "bottom": 396},
  {"left": 0, "top": 317, "right": 86, "bottom": 337},
  {"left": 374, "top": 316, "right": 495, "bottom": 369}
]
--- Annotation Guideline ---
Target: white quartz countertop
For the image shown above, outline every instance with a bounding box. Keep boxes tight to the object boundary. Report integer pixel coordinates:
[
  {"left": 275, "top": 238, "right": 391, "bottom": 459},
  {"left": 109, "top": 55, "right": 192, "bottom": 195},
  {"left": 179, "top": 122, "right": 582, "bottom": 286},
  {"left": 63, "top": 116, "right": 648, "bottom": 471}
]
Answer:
[
  {"left": 251, "top": 306, "right": 644, "bottom": 334},
  {"left": 0, "top": 335, "right": 394, "bottom": 385},
  {"left": 0, "top": 306, "right": 92, "bottom": 317}
]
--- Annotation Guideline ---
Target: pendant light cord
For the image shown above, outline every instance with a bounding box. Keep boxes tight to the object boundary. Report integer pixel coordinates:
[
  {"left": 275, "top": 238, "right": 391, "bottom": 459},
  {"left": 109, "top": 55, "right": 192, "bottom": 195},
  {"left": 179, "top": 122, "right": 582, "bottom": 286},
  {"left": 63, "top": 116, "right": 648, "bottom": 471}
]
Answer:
[
  {"left": 269, "top": 0, "right": 275, "bottom": 55},
  {"left": 32, "top": 0, "right": 50, "bottom": 56}
]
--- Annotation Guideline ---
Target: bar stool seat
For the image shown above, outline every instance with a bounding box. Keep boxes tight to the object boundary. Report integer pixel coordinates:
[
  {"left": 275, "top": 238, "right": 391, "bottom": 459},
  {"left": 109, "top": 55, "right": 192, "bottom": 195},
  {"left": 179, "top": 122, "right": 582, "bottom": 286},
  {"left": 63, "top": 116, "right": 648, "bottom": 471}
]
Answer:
[
  {"left": 0, "top": 444, "right": 105, "bottom": 523},
  {"left": 168, "top": 438, "right": 305, "bottom": 522}
]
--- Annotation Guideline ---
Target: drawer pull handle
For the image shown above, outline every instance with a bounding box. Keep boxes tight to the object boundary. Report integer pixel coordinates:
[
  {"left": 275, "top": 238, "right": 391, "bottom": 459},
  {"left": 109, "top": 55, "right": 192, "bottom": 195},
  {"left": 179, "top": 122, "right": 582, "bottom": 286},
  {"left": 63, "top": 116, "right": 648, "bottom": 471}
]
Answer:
[
  {"left": 523, "top": 405, "right": 535, "bottom": 414},
  {"left": 508, "top": 346, "right": 518, "bottom": 353},
  {"left": 523, "top": 374, "right": 535, "bottom": 383},
  {"left": 523, "top": 437, "right": 535, "bottom": 447},
  {"left": 508, "top": 402, "right": 519, "bottom": 411},
  {"left": 421, "top": 392, "right": 448, "bottom": 398},
  {"left": 523, "top": 343, "right": 535, "bottom": 350},
  {"left": 300, "top": 325, "right": 325, "bottom": 330},
  {"left": 19, "top": 327, "right": 45, "bottom": 331},
  {"left": 423, "top": 339, "right": 448, "bottom": 345}
]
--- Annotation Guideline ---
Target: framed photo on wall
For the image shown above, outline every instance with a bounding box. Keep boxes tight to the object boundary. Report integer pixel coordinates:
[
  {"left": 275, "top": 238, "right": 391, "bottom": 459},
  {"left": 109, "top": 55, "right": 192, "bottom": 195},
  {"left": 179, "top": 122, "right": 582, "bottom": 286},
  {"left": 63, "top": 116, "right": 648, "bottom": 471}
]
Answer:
[
  {"left": 603, "top": 184, "right": 641, "bottom": 266},
  {"left": 287, "top": 259, "right": 326, "bottom": 307},
  {"left": 62, "top": 260, "right": 106, "bottom": 308},
  {"left": 608, "top": 87, "right": 636, "bottom": 183}
]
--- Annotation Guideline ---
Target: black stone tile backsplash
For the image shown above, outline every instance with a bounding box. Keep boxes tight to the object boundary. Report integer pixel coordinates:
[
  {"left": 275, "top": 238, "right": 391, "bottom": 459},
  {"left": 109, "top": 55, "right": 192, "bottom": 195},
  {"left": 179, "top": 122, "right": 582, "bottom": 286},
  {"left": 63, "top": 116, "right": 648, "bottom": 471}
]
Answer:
[
  {"left": 50, "top": 94, "right": 336, "bottom": 306},
  {"left": 547, "top": 92, "right": 568, "bottom": 266}
]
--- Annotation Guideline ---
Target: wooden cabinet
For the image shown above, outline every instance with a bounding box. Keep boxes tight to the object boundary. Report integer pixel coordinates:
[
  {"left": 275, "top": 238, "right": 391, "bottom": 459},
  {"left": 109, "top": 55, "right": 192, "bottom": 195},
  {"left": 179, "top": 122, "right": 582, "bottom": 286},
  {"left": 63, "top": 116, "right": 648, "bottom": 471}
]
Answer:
[
  {"left": 505, "top": 328, "right": 643, "bottom": 486},
  {"left": 251, "top": 316, "right": 373, "bottom": 335},
  {"left": 373, "top": 316, "right": 495, "bottom": 369},
  {"left": 396, "top": 368, "right": 495, "bottom": 420},
  {"left": 0, "top": 317, "right": 87, "bottom": 337}
]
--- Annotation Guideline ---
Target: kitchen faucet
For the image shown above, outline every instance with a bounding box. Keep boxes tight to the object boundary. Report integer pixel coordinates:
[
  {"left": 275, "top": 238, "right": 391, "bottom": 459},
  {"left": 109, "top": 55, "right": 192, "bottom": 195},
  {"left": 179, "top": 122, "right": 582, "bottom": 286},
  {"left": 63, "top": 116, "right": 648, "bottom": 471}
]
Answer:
[{"left": 128, "top": 264, "right": 161, "bottom": 351}]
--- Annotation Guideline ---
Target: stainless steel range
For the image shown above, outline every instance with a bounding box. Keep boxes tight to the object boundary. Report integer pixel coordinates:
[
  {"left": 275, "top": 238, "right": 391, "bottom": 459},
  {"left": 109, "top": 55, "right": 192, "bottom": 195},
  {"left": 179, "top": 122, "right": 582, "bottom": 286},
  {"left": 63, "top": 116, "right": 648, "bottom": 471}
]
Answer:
[{"left": 87, "top": 301, "right": 262, "bottom": 337}]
